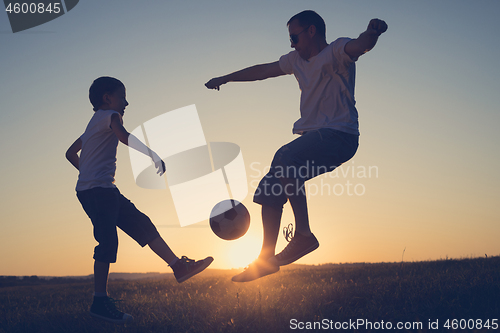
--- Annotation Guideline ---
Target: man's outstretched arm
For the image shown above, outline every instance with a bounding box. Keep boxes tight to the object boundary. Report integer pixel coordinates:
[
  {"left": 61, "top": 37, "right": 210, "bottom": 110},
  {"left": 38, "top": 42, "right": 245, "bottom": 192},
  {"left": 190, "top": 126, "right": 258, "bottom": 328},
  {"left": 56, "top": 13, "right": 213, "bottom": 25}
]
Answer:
[
  {"left": 345, "top": 18, "right": 388, "bottom": 60},
  {"left": 205, "top": 61, "right": 285, "bottom": 90}
]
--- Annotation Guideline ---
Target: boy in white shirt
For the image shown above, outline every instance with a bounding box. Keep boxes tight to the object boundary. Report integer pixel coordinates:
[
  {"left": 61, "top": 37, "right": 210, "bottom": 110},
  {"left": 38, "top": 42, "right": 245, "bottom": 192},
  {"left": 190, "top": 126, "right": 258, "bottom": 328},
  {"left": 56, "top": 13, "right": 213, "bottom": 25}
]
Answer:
[
  {"left": 66, "top": 76, "right": 213, "bottom": 323},
  {"left": 205, "top": 10, "right": 387, "bottom": 282}
]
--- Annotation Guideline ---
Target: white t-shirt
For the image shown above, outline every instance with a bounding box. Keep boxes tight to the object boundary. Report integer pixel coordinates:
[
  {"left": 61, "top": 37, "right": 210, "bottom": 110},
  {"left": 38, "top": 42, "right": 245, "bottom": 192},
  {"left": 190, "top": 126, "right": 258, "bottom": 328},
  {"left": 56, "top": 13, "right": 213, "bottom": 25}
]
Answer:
[
  {"left": 279, "top": 37, "right": 359, "bottom": 135},
  {"left": 76, "top": 109, "right": 120, "bottom": 191}
]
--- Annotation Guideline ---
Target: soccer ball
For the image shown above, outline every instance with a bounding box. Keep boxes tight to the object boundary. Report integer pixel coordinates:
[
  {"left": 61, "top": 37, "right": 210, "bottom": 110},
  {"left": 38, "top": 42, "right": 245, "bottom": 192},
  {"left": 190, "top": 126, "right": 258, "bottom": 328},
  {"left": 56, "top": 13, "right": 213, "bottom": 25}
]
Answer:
[{"left": 209, "top": 199, "right": 250, "bottom": 240}]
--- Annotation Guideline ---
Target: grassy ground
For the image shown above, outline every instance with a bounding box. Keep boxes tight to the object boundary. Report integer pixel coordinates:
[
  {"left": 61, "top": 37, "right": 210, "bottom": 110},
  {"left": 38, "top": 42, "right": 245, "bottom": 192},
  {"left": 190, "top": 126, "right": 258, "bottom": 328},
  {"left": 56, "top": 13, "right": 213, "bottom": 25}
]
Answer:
[{"left": 1, "top": 257, "right": 499, "bottom": 333}]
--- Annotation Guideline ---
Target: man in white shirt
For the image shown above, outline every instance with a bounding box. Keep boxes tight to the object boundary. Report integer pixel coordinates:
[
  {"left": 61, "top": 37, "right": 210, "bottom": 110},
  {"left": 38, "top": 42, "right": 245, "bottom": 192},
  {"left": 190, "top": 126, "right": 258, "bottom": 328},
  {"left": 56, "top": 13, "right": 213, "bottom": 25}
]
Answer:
[{"left": 206, "top": 10, "right": 387, "bottom": 282}]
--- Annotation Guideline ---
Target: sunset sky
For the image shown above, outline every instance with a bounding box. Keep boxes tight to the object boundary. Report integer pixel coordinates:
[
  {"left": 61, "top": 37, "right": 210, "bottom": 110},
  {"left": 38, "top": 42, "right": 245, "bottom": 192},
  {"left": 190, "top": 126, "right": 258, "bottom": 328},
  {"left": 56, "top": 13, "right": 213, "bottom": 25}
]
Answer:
[{"left": 1, "top": 1, "right": 499, "bottom": 276}]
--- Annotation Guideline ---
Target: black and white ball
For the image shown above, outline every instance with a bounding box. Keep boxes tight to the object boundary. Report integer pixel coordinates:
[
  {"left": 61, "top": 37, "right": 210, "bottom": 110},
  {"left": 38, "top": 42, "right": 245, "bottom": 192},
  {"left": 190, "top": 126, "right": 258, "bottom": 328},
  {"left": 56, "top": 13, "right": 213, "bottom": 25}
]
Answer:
[{"left": 209, "top": 199, "right": 250, "bottom": 240}]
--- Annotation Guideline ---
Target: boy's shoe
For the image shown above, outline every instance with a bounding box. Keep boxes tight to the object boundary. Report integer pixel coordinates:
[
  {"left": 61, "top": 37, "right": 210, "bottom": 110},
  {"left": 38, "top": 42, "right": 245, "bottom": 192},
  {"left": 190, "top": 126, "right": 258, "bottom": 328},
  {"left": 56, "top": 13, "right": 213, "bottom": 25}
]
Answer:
[
  {"left": 231, "top": 257, "right": 279, "bottom": 282},
  {"left": 171, "top": 256, "right": 214, "bottom": 283},
  {"left": 269, "top": 232, "right": 319, "bottom": 266},
  {"left": 89, "top": 296, "right": 133, "bottom": 324}
]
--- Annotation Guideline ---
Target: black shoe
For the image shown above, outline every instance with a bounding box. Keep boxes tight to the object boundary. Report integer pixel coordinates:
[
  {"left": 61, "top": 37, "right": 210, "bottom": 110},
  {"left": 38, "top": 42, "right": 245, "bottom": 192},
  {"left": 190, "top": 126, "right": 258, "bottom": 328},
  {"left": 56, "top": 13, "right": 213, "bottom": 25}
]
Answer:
[
  {"left": 89, "top": 296, "right": 133, "bottom": 324},
  {"left": 270, "top": 232, "right": 319, "bottom": 266},
  {"left": 171, "top": 256, "right": 214, "bottom": 283}
]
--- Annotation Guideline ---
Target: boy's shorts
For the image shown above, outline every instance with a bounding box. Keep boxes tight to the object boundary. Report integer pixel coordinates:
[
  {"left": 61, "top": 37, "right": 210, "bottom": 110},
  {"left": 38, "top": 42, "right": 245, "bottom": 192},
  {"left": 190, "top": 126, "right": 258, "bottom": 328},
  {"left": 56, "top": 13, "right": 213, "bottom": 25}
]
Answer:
[
  {"left": 253, "top": 128, "right": 359, "bottom": 208},
  {"left": 77, "top": 187, "right": 161, "bottom": 263}
]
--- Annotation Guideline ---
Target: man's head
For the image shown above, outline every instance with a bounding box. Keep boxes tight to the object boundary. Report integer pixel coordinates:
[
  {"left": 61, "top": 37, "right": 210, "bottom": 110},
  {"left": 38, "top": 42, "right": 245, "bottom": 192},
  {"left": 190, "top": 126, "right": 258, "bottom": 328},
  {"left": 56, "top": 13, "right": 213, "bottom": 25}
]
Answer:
[
  {"left": 287, "top": 10, "right": 327, "bottom": 60},
  {"left": 89, "top": 76, "right": 128, "bottom": 114}
]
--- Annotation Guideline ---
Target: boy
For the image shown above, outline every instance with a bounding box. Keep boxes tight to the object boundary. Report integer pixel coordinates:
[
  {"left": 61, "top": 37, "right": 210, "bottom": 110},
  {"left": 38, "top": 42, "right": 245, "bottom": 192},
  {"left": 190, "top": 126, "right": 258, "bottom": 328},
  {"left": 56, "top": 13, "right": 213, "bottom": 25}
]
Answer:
[
  {"left": 205, "top": 11, "right": 387, "bottom": 282},
  {"left": 66, "top": 76, "right": 213, "bottom": 323}
]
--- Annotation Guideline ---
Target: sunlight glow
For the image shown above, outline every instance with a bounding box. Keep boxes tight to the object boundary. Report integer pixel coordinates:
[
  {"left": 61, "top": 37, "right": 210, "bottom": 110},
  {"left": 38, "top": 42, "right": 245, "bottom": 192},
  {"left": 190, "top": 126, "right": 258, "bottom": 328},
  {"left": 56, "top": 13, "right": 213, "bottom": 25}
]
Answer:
[{"left": 228, "top": 235, "right": 261, "bottom": 268}]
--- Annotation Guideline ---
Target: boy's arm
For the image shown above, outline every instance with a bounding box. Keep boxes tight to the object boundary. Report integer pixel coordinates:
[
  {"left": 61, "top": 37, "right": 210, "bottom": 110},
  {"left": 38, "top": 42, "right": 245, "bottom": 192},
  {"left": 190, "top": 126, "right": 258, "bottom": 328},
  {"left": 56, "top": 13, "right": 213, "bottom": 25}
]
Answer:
[
  {"left": 110, "top": 113, "right": 166, "bottom": 176},
  {"left": 66, "top": 138, "right": 82, "bottom": 170},
  {"left": 205, "top": 61, "right": 285, "bottom": 90},
  {"left": 345, "top": 18, "right": 388, "bottom": 60}
]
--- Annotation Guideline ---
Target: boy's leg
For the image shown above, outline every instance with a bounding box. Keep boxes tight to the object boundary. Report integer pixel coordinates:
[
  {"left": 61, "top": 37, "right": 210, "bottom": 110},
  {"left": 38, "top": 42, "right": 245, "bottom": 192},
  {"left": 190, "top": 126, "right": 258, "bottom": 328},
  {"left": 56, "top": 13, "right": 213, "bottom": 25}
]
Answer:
[
  {"left": 77, "top": 188, "right": 121, "bottom": 293},
  {"left": 92, "top": 260, "right": 133, "bottom": 324},
  {"left": 77, "top": 188, "right": 133, "bottom": 324},
  {"left": 148, "top": 236, "right": 178, "bottom": 265},
  {"left": 148, "top": 236, "right": 213, "bottom": 283},
  {"left": 115, "top": 194, "right": 213, "bottom": 283},
  {"left": 94, "top": 260, "right": 110, "bottom": 294},
  {"left": 115, "top": 194, "right": 175, "bottom": 264}
]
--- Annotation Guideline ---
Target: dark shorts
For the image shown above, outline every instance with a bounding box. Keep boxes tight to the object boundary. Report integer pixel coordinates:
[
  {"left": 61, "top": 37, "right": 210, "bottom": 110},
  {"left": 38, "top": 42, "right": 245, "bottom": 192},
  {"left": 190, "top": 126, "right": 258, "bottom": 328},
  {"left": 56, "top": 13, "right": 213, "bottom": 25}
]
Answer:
[
  {"left": 253, "top": 128, "right": 359, "bottom": 207},
  {"left": 77, "top": 187, "right": 160, "bottom": 263}
]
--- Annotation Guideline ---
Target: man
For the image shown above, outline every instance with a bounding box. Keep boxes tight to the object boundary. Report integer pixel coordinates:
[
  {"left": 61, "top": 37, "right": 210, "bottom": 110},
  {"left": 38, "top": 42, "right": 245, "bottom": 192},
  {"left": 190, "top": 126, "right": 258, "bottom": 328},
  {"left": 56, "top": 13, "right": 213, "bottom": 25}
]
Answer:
[{"left": 206, "top": 10, "right": 387, "bottom": 282}]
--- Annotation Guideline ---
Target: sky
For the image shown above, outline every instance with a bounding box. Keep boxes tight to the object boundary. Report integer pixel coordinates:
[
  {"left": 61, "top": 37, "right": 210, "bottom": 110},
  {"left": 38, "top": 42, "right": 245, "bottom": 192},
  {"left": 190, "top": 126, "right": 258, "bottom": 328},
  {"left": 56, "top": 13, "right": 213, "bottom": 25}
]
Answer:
[{"left": 1, "top": 0, "right": 499, "bottom": 276}]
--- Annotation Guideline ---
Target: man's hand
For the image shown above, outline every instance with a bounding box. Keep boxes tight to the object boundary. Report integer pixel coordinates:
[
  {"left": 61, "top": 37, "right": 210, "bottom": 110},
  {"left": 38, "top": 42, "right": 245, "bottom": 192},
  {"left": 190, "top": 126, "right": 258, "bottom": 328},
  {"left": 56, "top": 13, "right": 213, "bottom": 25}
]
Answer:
[
  {"left": 367, "top": 18, "right": 388, "bottom": 36},
  {"left": 205, "top": 77, "right": 227, "bottom": 90},
  {"left": 345, "top": 18, "right": 387, "bottom": 59}
]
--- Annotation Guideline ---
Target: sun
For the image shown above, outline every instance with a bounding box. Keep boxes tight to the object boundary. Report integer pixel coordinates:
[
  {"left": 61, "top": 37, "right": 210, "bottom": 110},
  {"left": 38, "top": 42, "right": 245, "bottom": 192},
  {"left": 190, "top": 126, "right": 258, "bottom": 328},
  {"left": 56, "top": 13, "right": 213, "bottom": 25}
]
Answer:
[{"left": 228, "top": 235, "right": 261, "bottom": 268}]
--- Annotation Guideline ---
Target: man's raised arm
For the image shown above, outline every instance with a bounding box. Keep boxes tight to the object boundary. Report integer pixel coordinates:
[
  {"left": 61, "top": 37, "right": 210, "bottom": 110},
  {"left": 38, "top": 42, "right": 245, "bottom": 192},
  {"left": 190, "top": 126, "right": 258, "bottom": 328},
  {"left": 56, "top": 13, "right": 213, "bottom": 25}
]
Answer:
[
  {"left": 345, "top": 18, "right": 388, "bottom": 60},
  {"left": 205, "top": 61, "right": 285, "bottom": 90}
]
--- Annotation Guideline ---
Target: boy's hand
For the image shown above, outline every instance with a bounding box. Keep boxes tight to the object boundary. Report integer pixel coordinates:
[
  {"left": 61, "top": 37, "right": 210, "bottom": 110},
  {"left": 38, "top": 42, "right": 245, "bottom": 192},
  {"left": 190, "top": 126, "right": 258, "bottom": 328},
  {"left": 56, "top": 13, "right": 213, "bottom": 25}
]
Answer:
[
  {"left": 154, "top": 159, "right": 166, "bottom": 176},
  {"left": 151, "top": 152, "right": 165, "bottom": 176},
  {"left": 205, "top": 77, "right": 227, "bottom": 90},
  {"left": 367, "top": 18, "right": 388, "bottom": 36}
]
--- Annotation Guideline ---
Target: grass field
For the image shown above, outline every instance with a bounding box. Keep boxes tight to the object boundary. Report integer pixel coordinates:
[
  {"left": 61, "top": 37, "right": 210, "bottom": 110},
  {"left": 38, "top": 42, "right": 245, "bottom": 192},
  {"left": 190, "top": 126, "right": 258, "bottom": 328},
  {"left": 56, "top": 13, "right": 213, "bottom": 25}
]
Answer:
[{"left": 1, "top": 257, "right": 499, "bottom": 333}]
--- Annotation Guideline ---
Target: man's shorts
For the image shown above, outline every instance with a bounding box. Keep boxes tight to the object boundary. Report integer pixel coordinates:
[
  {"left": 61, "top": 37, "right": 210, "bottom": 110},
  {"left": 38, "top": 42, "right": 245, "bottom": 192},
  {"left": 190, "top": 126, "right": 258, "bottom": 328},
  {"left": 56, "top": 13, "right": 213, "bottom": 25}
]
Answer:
[
  {"left": 253, "top": 128, "right": 359, "bottom": 208},
  {"left": 77, "top": 187, "right": 161, "bottom": 263}
]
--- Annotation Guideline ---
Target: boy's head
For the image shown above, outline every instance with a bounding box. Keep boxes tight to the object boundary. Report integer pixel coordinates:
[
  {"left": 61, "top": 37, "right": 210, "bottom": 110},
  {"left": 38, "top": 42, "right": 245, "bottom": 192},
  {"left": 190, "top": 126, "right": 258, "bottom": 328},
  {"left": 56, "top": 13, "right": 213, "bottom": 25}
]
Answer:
[{"left": 89, "top": 76, "right": 126, "bottom": 112}]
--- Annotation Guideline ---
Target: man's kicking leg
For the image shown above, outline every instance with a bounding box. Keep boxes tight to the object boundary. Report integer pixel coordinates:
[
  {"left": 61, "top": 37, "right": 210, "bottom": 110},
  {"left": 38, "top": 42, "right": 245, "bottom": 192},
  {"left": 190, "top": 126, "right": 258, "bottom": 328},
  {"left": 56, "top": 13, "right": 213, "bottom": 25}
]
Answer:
[
  {"left": 231, "top": 204, "right": 282, "bottom": 282},
  {"left": 269, "top": 177, "right": 319, "bottom": 266}
]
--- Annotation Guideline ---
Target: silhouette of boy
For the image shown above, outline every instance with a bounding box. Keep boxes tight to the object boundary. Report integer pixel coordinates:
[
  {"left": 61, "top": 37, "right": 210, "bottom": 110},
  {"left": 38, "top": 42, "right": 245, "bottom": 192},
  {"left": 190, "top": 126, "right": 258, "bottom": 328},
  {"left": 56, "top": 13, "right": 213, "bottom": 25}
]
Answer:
[{"left": 66, "top": 76, "right": 213, "bottom": 323}]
